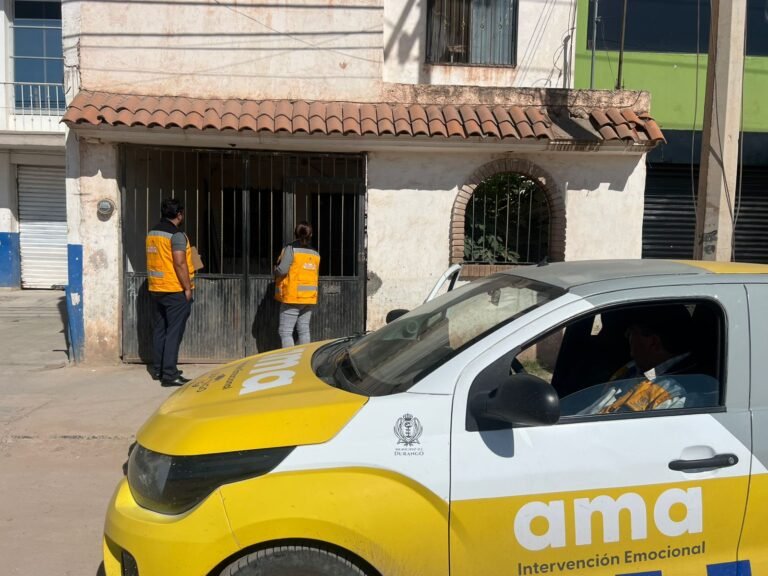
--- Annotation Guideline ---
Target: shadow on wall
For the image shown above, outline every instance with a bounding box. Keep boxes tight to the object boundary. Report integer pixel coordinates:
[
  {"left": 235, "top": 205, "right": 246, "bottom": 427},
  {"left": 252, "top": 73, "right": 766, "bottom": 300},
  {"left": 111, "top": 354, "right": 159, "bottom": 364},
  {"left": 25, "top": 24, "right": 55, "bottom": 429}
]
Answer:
[
  {"left": 56, "top": 293, "right": 71, "bottom": 361},
  {"left": 252, "top": 281, "right": 281, "bottom": 354},
  {"left": 542, "top": 89, "right": 604, "bottom": 142},
  {"left": 135, "top": 280, "right": 153, "bottom": 363}
]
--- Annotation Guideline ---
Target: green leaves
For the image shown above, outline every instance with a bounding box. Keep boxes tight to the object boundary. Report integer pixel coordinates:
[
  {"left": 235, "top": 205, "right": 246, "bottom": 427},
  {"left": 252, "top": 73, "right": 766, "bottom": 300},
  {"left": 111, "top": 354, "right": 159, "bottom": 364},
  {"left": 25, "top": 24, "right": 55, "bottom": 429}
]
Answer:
[{"left": 463, "top": 173, "right": 548, "bottom": 264}]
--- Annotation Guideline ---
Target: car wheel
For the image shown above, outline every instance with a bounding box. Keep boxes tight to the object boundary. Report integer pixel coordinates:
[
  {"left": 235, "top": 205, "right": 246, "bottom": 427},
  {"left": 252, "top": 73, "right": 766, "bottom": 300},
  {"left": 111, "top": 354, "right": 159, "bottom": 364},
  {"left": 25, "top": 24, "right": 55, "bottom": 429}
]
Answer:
[{"left": 219, "top": 545, "right": 372, "bottom": 576}]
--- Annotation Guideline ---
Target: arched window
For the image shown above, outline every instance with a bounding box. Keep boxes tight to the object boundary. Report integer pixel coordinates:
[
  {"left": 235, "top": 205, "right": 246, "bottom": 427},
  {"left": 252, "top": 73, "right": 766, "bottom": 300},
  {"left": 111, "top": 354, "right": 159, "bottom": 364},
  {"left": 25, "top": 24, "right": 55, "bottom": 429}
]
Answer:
[{"left": 463, "top": 172, "right": 550, "bottom": 264}]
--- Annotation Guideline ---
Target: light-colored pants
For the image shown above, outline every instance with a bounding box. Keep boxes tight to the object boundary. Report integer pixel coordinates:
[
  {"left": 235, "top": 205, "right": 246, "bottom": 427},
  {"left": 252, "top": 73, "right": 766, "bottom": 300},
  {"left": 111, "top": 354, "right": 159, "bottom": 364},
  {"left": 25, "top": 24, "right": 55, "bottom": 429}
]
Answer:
[{"left": 278, "top": 303, "right": 313, "bottom": 348}]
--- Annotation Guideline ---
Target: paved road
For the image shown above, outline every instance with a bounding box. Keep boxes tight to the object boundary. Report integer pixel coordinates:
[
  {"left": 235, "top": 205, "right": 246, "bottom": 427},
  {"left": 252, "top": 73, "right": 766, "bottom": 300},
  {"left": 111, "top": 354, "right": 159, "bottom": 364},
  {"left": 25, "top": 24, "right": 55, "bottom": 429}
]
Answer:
[{"left": 0, "top": 289, "right": 214, "bottom": 576}]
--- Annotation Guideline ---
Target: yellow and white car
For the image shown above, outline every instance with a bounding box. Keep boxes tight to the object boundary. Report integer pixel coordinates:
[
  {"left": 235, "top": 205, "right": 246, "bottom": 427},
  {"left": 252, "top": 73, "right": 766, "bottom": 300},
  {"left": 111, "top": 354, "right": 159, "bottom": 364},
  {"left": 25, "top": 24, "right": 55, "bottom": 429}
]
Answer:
[{"left": 105, "top": 260, "right": 767, "bottom": 576}]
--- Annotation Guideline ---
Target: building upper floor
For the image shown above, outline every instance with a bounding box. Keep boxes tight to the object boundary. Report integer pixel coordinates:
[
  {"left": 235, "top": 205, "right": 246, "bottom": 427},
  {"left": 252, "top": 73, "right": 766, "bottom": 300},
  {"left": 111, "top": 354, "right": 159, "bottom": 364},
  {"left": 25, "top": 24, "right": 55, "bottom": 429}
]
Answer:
[
  {"left": 61, "top": 0, "right": 580, "bottom": 103},
  {"left": 0, "top": 0, "right": 65, "bottom": 134},
  {"left": 574, "top": 0, "right": 768, "bottom": 134}
]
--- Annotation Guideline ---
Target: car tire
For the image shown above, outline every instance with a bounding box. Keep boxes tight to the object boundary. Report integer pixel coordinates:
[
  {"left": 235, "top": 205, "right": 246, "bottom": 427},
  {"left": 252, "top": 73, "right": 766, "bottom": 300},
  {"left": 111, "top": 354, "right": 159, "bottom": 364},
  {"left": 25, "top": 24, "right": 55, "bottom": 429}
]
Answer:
[{"left": 219, "top": 545, "right": 372, "bottom": 576}]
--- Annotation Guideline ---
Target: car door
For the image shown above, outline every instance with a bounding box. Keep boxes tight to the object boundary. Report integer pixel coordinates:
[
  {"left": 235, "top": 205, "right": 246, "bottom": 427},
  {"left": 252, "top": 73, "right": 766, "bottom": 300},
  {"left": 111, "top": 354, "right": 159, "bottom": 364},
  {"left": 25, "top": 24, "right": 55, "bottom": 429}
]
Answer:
[
  {"left": 739, "top": 283, "right": 768, "bottom": 573},
  {"left": 449, "top": 284, "right": 753, "bottom": 576}
]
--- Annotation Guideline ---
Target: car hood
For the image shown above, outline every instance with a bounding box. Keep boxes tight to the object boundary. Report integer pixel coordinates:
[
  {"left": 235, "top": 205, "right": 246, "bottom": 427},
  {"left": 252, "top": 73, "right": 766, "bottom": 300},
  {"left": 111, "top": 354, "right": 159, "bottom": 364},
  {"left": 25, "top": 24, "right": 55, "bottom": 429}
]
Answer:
[{"left": 136, "top": 342, "right": 367, "bottom": 456}]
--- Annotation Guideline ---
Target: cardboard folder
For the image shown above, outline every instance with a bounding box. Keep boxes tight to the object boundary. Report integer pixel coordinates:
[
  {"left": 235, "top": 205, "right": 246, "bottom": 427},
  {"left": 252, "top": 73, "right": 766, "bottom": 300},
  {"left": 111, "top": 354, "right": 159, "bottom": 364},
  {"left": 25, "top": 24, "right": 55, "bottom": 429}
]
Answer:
[{"left": 191, "top": 246, "right": 204, "bottom": 271}]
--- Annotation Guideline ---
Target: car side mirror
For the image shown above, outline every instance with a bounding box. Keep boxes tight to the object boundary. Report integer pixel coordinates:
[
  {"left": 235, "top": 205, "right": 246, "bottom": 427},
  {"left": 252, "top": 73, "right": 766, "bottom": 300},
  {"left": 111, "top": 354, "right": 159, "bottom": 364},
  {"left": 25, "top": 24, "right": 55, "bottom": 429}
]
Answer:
[
  {"left": 470, "top": 373, "right": 560, "bottom": 429},
  {"left": 386, "top": 309, "right": 409, "bottom": 324}
]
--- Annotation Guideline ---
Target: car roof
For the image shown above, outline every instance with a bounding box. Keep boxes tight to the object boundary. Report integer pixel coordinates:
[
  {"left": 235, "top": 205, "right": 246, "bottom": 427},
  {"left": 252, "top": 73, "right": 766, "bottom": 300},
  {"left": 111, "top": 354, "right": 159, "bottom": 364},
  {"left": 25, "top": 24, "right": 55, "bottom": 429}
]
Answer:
[{"left": 500, "top": 259, "right": 768, "bottom": 293}]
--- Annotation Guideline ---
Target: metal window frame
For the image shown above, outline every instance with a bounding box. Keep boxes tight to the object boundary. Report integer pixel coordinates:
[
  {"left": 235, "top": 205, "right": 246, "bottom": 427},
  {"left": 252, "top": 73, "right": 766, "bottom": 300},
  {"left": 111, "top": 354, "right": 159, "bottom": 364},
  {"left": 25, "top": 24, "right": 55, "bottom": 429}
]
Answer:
[{"left": 425, "top": 0, "right": 519, "bottom": 67}]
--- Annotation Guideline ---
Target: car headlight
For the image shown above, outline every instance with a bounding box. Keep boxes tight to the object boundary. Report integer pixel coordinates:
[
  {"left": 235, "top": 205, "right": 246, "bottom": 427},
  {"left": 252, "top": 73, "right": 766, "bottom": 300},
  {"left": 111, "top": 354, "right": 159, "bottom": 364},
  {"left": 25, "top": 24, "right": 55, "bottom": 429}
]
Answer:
[{"left": 127, "top": 444, "right": 294, "bottom": 515}]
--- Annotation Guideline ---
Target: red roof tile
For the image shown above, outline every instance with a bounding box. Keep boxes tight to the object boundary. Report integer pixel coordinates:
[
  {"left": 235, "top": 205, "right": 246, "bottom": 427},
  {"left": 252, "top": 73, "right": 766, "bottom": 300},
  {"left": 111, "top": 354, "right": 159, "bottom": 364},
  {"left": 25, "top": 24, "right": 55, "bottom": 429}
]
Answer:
[
  {"left": 591, "top": 108, "right": 666, "bottom": 143},
  {"left": 62, "top": 91, "right": 664, "bottom": 145}
]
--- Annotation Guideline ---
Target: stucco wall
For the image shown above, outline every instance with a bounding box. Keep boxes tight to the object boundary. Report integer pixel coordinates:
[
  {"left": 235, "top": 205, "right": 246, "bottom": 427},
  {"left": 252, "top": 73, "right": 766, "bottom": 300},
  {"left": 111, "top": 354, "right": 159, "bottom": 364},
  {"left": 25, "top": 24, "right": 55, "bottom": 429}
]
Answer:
[
  {"left": 69, "top": 0, "right": 576, "bottom": 100},
  {"left": 73, "top": 140, "right": 122, "bottom": 363},
  {"left": 0, "top": 151, "right": 14, "bottom": 233},
  {"left": 366, "top": 150, "right": 646, "bottom": 329},
  {"left": 384, "top": 0, "right": 577, "bottom": 89}
]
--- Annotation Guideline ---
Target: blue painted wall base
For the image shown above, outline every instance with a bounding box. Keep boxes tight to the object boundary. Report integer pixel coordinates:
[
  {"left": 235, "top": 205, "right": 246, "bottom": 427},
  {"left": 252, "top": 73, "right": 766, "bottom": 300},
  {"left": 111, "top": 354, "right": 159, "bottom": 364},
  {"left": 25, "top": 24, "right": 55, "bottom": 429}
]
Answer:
[
  {"left": 0, "top": 232, "right": 20, "bottom": 287},
  {"left": 66, "top": 244, "right": 85, "bottom": 363}
]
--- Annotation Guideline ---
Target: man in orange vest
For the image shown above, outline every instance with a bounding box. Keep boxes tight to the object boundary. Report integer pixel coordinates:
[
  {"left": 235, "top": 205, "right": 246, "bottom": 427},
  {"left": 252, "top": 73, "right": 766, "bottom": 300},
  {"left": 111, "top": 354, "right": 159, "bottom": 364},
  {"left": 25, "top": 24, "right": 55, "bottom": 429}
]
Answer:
[
  {"left": 274, "top": 221, "right": 320, "bottom": 348},
  {"left": 146, "top": 198, "right": 195, "bottom": 386},
  {"left": 580, "top": 305, "right": 695, "bottom": 414}
]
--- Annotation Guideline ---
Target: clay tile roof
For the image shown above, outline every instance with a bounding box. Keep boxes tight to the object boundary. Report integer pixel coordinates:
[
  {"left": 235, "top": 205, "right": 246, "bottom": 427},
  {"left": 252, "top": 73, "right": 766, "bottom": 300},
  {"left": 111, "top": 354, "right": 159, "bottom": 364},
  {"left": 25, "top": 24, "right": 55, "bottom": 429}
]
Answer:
[
  {"left": 342, "top": 102, "right": 361, "bottom": 135},
  {"left": 360, "top": 103, "right": 377, "bottom": 135},
  {"left": 639, "top": 113, "right": 665, "bottom": 143},
  {"left": 442, "top": 105, "right": 464, "bottom": 137},
  {"left": 292, "top": 100, "right": 310, "bottom": 133},
  {"left": 393, "top": 105, "right": 412, "bottom": 136},
  {"left": 474, "top": 106, "right": 496, "bottom": 138},
  {"left": 374, "top": 103, "right": 393, "bottom": 135},
  {"left": 590, "top": 109, "right": 666, "bottom": 143},
  {"left": 239, "top": 103, "right": 259, "bottom": 132},
  {"left": 62, "top": 91, "right": 664, "bottom": 146},
  {"left": 492, "top": 106, "right": 518, "bottom": 139},
  {"left": 274, "top": 100, "right": 293, "bottom": 133},
  {"left": 257, "top": 101, "right": 275, "bottom": 133},
  {"left": 325, "top": 102, "right": 343, "bottom": 134},
  {"left": 308, "top": 102, "right": 327, "bottom": 134},
  {"left": 621, "top": 108, "right": 643, "bottom": 127},
  {"left": 167, "top": 109, "right": 188, "bottom": 129},
  {"left": 426, "top": 105, "right": 447, "bottom": 137}
]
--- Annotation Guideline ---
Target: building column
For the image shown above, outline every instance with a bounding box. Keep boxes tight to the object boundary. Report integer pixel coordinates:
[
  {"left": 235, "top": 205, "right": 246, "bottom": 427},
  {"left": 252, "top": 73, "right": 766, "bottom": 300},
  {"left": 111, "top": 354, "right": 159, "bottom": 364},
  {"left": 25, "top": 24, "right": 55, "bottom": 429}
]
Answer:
[
  {"left": 67, "top": 135, "right": 122, "bottom": 363},
  {"left": 0, "top": 151, "right": 20, "bottom": 287}
]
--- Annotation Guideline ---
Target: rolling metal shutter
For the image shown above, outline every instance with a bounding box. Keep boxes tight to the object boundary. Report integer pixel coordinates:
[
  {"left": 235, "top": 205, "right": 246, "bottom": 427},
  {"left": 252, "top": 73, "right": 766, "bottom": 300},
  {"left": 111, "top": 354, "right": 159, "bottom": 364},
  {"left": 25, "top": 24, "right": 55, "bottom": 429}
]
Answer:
[
  {"left": 734, "top": 167, "right": 768, "bottom": 263},
  {"left": 642, "top": 163, "right": 768, "bottom": 263},
  {"left": 18, "top": 165, "right": 68, "bottom": 289},
  {"left": 642, "top": 164, "right": 697, "bottom": 259}
]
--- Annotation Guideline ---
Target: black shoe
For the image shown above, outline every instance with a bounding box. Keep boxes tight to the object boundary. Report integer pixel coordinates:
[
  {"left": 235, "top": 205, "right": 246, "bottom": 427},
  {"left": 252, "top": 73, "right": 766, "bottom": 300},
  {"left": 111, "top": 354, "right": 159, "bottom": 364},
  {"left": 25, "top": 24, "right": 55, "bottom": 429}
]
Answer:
[
  {"left": 152, "top": 369, "right": 182, "bottom": 381},
  {"left": 161, "top": 376, "right": 191, "bottom": 387}
]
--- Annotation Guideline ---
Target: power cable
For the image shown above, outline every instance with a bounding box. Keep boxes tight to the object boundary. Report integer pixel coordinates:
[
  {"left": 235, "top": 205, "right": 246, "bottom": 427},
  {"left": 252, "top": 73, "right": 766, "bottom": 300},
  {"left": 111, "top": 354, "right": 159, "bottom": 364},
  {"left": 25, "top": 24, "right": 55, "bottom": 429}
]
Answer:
[
  {"left": 212, "top": 0, "right": 380, "bottom": 64},
  {"left": 732, "top": 0, "right": 748, "bottom": 258},
  {"left": 691, "top": 0, "right": 702, "bottom": 235}
]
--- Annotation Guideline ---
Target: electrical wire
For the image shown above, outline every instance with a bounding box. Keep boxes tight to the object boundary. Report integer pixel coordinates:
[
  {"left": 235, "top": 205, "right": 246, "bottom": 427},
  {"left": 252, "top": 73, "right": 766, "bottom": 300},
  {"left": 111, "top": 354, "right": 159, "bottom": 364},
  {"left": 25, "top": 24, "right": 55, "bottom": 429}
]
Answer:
[
  {"left": 690, "top": 0, "right": 702, "bottom": 235},
  {"left": 212, "top": 0, "right": 380, "bottom": 64},
  {"left": 732, "top": 0, "right": 749, "bottom": 258}
]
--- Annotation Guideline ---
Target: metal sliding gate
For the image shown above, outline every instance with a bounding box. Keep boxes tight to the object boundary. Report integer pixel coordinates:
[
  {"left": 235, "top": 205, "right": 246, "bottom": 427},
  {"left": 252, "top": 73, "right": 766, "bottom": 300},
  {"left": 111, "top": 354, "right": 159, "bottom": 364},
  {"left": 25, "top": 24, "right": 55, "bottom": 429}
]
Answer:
[{"left": 121, "top": 147, "right": 366, "bottom": 362}]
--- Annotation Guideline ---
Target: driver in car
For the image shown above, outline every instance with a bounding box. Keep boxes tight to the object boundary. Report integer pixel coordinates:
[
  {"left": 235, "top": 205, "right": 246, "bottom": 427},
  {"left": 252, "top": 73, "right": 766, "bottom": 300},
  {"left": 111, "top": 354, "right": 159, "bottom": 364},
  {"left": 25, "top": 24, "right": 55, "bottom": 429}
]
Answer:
[{"left": 579, "top": 305, "right": 696, "bottom": 414}]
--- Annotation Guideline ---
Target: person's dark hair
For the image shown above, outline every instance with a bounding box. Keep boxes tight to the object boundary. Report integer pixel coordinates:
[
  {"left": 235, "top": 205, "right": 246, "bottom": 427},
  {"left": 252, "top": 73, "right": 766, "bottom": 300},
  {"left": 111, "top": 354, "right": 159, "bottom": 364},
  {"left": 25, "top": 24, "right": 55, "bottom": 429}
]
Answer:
[
  {"left": 161, "top": 198, "right": 184, "bottom": 220},
  {"left": 295, "top": 221, "right": 313, "bottom": 246},
  {"left": 627, "top": 305, "right": 693, "bottom": 355}
]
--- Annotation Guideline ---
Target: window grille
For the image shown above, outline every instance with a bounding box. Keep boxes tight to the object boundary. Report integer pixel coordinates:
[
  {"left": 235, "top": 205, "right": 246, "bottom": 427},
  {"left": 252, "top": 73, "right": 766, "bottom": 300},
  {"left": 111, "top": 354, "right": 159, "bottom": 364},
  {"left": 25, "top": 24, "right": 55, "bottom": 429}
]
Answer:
[
  {"left": 426, "top": 0, "right": 518, "bottom": 66},
  {"left": 464, "top": 173, "right": 549, "bottom": 265}
]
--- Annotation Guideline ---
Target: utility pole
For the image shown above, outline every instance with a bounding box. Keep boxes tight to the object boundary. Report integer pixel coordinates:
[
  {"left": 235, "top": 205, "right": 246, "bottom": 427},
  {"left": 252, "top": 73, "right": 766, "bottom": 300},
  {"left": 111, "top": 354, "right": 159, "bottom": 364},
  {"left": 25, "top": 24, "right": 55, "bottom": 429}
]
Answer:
[
  {"left": 590, "top": 0, "right": 599, "bottom": 89},
  {"left": 615, "top": 0, "right": 628, "bottom": 90},
  {"left": 694, "top": 0, "right": 747, "bottom": 261}
]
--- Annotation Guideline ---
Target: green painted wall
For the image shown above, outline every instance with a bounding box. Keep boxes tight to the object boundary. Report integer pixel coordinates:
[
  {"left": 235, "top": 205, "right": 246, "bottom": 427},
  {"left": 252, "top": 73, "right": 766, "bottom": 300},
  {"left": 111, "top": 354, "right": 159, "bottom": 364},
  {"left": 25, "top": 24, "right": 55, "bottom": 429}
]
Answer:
[{"left": 574, "top": 0, "right": 768, "bottom": 133}]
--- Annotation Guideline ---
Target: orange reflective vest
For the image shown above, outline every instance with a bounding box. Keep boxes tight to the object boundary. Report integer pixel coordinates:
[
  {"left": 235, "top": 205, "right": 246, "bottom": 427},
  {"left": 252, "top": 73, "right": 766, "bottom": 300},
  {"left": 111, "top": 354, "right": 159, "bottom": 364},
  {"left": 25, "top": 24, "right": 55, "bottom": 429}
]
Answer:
[
  {"left": 275, "top": 244, "right": 320, "bottom": 305},
  {"left": 146, "top": 221, "right": 195, "bottom": 293}
]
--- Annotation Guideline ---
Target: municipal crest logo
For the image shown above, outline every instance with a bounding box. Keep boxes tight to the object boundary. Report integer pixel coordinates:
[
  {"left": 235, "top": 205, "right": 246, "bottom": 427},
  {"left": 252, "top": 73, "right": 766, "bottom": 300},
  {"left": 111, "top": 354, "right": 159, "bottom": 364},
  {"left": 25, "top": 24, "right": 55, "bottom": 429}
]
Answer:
[{"left": 394, "top": 414, "right": 423, "bottom": 448}]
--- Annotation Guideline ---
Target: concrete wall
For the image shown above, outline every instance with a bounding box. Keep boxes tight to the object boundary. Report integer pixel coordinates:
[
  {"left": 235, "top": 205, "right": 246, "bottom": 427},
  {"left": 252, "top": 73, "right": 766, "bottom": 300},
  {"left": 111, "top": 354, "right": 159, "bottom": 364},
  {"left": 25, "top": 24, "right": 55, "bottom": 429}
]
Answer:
[
  {"left": 70, "top": 0, "right": 576, "bottom": 100},
  {"left": 384, "top": 0, "right": 577, "bottom": 89},
  {"left": 0, "top": 150, "right": 18, "bottom": 286},
  {"left": 365, "top": 150, "right": 646, "bottom": 329},
  {"left": 66, "top": 139, "right": 121, "bottom": 363},
  {"left": 573, "top": 0, "right": 768, "bottom": 132}
]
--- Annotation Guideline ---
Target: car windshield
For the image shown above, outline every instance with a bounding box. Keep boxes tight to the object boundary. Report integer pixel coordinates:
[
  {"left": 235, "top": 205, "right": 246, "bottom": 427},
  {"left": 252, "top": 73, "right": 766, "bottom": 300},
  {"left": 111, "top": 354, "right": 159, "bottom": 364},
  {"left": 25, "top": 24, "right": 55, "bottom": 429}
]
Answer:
[{"left": 316, "top": 274, "right": 564, "bottom": 396}]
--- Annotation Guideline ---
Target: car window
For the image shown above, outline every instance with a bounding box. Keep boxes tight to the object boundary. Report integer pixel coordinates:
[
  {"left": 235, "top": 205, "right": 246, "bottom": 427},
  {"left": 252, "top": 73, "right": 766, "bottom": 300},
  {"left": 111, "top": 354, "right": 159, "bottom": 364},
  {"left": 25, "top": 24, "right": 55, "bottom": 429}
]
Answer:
[
  {"left": 511, "top": 300, "right": 724, "bottom": 418},
  {"left": 320, "top": 274, "right": 565, "bottom": 396}
]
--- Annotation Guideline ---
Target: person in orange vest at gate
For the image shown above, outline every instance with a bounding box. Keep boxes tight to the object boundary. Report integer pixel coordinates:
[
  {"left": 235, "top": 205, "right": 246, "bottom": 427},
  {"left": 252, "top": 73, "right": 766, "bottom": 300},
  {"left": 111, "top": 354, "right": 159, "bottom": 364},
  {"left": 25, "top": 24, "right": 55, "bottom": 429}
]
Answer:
[
  {"left": 274, "top": 221, "right": 320, "bottom": 348},
  {"left": 146, "top": 198, "right": 195, "bottom": 386}
]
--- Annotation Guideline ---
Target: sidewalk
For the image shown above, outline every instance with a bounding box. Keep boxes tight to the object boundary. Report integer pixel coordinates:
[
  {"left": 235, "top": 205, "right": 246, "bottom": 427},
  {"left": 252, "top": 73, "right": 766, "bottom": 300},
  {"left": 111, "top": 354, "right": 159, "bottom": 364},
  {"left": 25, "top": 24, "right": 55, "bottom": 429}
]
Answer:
[{"left": 0, "top": 289, "right": 217, "bottom": 576}]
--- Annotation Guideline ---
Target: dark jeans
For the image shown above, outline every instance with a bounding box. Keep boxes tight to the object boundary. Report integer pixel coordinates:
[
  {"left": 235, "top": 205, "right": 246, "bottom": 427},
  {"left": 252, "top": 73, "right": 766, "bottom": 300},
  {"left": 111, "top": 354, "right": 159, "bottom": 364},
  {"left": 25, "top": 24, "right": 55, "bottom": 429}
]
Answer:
[{"left": 151, "top": 291, "right": 192, "bottom": 380}]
